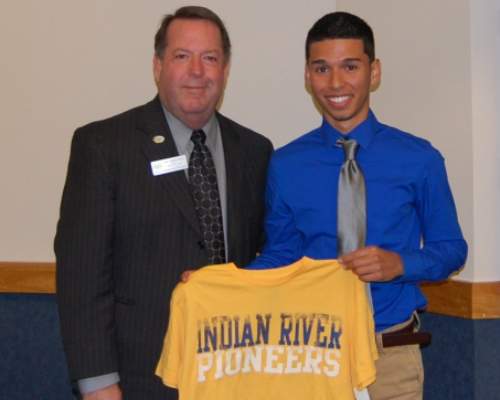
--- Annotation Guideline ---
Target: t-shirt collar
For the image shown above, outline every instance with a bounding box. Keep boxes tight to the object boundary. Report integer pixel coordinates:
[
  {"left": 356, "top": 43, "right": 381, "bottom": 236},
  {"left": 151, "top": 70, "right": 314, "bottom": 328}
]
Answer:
[{"left": 320, "top": 109, "right": 379, "bottom": 150}]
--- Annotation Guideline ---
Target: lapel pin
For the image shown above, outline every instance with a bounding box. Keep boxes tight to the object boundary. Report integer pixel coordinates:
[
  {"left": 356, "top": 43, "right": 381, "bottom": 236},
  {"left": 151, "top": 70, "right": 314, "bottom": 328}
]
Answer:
[{"left": 153, "top": 135, "right": 165, "bottom": 144}]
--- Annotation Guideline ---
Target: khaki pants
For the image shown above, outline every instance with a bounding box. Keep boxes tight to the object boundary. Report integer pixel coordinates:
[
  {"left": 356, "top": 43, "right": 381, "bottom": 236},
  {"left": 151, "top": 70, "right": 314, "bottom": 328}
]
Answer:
[{"left": 368, "top": 318, "right": 424, "bottom": 400}]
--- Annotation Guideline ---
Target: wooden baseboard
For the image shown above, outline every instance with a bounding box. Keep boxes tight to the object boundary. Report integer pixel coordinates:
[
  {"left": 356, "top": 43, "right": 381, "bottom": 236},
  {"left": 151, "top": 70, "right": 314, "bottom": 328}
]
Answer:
[
  {"left": 420, "top": 280, "right": 500, "bottom": 319},
  {"left": 0, "top": 262, "right": 55, "bottom": 294},
  {"left": 1, "top": 262, "right": 499, "bottom": 319}
]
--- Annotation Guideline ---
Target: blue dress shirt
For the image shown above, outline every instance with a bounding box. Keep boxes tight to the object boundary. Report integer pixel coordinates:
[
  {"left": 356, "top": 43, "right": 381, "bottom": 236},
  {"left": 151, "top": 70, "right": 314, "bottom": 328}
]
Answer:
[{"left": 249, "top": 111, "right": 467, "bottom": 332}]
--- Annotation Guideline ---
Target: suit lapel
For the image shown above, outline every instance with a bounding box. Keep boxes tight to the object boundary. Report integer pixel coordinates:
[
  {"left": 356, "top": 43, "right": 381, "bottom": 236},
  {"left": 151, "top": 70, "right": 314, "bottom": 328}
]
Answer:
[
  {"left": 218, "top": 113, "right": 245, "bottom": 261},
  {"left": 138, "top": 97, "right": 200, "bottom": 235}
]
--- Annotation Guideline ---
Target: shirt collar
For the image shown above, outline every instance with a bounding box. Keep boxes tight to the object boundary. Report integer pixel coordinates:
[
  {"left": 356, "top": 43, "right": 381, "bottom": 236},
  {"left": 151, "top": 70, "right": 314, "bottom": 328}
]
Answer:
[
  {"left": 320, "top": 109, "right": 380, "bottom": 150},
  {"left": 161, "top": 105, "right": 218, "bottom": 153}
]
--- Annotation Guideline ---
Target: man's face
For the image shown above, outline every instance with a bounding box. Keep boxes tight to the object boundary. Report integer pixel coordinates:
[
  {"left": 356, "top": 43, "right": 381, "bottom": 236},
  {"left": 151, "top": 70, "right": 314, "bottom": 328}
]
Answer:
[
  {"left": 153, "top": 19, "right": 229, "bottom": 129},
  {"left": 305, "top": 38, "right": 380, "bottom": 133}
]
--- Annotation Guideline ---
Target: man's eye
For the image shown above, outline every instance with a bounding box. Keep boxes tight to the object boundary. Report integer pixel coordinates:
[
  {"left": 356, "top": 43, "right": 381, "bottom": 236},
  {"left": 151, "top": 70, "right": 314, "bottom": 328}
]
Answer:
[
  {"left": 315, "top": 65, "right": 329, "bottom": 73},
  {"left": 204, "top": 55, "right": 218, "bottom": 63},
  {"left": 174, "top": 53, "right": 188, "bottom": 60},
  {"left": 344, "top": 64, "right": 358, "bottom": 71}
]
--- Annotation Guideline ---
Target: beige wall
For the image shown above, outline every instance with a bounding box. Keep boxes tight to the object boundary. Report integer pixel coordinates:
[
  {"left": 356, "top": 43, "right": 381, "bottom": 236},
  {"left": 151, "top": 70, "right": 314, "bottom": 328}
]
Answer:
[
  {"left": 337, "top": 0, "right": 500, "bottom": 282},
  {"left": 0, "top": 0, "right": 334, "bottom": 261},
  {"left": 469, "top": 0, "right": 500, "bottom": 282},
  {"left": 336, "top": 0, "right": 486, "bottom": 281},
  {"left": 2, "top": 1, "right": 497, "bottom": 283}
]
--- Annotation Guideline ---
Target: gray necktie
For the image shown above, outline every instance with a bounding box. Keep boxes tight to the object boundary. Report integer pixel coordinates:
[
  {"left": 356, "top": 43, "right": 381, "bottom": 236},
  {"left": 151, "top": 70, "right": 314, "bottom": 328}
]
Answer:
[{"left": 337, "top": 138, "right": 366, "bottom": 256}]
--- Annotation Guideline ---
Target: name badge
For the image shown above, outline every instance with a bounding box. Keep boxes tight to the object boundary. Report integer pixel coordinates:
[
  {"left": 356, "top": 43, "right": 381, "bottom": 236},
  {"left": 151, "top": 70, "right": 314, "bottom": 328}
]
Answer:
[{"left": 151, "top": 155, "right": 188, "bottom": 176}]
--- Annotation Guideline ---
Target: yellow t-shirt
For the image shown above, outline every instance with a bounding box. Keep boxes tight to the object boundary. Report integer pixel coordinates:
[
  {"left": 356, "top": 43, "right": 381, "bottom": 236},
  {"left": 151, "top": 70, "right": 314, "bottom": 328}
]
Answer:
[{"left": 156, "top": 257, "right": 377, "bottom": 400}]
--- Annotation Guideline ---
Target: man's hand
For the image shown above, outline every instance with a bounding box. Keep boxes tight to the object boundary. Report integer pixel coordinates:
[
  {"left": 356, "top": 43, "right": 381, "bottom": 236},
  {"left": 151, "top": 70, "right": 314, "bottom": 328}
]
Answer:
[
  {"left": 83, "top": 384, "right": 122, "bottom": 400},
  {"left": 181, "top": 270, "right": 194, "bottom": 282},
  {"left": 339, "top": 246, "right": 404, "bottom": 282}
]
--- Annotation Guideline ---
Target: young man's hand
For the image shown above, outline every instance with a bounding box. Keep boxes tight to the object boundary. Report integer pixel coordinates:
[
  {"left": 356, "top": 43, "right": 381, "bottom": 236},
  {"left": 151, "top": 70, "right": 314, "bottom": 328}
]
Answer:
[
  {"left": 181, "top": 270, "right": 194, "bottom": 282},
  {"left": 83, "top": 384, "right": 122, "bottom": 400},
  {"left": 340, "top": 246, "right": 404, "bottom": 282}
]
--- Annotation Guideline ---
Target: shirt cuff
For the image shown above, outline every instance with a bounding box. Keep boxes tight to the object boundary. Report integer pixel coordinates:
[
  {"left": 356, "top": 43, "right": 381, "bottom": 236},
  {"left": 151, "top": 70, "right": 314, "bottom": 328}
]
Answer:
[
  {"left": 398, "top": 251, "right": 423, "bottom": 282},
  {"left": 78, "top": 372, "right": 120, "bottom": 394}
]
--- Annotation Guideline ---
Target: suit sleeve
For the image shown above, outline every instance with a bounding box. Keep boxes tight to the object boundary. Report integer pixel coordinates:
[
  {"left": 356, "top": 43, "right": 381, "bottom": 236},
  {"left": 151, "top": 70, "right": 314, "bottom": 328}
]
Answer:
[
  {"left": 55, "top": 127, "right": 118, "bottom": 380},
  {"left": 155, "top": 285, "right": 185, "bottom": 388},
  {"left": 255, "top": 139, "right": 275, "bottom": 254}
]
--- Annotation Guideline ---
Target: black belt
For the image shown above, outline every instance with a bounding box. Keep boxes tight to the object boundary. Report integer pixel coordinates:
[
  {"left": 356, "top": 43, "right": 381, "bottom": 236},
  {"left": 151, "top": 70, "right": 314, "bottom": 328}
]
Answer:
[{"left": 381, "top": 318, "right": 432, "bottom": 348}]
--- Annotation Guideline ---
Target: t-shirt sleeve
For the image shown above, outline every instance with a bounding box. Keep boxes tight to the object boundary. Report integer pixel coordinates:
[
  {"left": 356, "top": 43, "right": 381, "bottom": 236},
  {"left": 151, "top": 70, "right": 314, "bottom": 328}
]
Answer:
[
  {"left": 155, "top": 284, "right": 185, "bottom": 388},
  {"left": 350, "top": 277, "right": 378, "bottom": 390}
]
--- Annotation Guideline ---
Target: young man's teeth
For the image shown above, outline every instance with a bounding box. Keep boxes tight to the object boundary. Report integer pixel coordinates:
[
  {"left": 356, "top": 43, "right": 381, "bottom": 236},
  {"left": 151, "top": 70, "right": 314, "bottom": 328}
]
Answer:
[{"left": 329, "top": 96, "right": 349, "bottom": 103}]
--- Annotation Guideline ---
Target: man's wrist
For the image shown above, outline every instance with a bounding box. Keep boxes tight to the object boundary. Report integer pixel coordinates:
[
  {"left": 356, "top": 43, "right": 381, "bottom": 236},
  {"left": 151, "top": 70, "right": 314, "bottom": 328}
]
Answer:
[
  {"left": 396, "top": 251, "right": 421, "bottom": 282},
  {"left": 78, "top": 372, "right": 120, "bottom": 394}
]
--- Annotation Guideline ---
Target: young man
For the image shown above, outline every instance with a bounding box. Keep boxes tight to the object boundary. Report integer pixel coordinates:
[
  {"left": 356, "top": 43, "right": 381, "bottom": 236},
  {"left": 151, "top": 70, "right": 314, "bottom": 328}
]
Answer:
[
  {"left": 250, "top": 12, "right": 467, "bottom": 399},
  {"left": 55, "top": 6, "right": 272, "bottom": 400}
]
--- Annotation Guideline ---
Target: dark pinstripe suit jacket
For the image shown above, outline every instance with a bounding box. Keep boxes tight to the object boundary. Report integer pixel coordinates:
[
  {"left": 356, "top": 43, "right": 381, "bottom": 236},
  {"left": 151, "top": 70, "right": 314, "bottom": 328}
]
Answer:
[{"left": 55, "top": 97, "right": 273, "bottom": 399}]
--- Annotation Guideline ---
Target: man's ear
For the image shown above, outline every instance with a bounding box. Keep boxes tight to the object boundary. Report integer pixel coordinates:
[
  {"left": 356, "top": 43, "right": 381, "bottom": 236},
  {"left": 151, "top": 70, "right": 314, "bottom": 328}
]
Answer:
[
  {"left": 223, "top": 58, "right": 231, "bottom": 85},
  {"left": 304, "top": 63, "right": 312, "bottom": 93},
  {"left": 370, "top": 59, "right": 381, "bottom": 92},
  {"left": 153, "top": 55, "right": 162, "bottom": 86}
]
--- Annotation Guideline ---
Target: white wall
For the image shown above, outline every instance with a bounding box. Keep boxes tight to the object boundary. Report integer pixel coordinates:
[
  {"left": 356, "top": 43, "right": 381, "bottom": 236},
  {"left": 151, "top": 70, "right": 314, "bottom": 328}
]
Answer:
[{"left": 0, "top": 0, "right": 335, "bottom": 261}]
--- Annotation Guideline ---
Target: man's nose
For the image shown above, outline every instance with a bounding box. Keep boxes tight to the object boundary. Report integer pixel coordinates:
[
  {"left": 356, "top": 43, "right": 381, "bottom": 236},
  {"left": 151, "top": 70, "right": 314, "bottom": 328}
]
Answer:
[
  {"left": 329, "top": 68, "right": 343, "bottom": 89},
  {"left": 189, "top": 56, "right": 204, "bottom": 76}
]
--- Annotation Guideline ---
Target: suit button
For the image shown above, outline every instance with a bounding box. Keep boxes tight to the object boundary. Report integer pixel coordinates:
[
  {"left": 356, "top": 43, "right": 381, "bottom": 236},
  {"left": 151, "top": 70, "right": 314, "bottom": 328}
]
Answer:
[{"left": 197, "top": 240, "right": 205, "bottom": 249}]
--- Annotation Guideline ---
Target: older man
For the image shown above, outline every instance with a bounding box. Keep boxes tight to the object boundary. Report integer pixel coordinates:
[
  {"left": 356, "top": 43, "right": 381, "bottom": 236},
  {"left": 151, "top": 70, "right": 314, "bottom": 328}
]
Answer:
[{"left": 55, "top": 6, "right": 272, "bottom": 400}]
